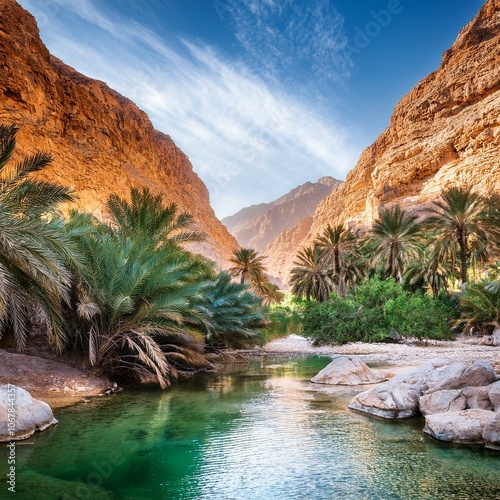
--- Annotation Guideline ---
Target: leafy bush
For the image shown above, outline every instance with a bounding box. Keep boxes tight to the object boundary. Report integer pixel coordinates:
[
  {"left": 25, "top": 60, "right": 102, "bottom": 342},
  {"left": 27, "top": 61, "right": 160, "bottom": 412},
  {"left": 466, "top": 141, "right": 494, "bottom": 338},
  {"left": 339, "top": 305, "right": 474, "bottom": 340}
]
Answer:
[
  {"left": 385, "top": 294, "right": 453, "bottom": 340},
  {"left": 302, "top": 277, "right": 453, "bottom": 345},
  {"left": 302, "top": 296, "right": 364, "bottom": 345}
]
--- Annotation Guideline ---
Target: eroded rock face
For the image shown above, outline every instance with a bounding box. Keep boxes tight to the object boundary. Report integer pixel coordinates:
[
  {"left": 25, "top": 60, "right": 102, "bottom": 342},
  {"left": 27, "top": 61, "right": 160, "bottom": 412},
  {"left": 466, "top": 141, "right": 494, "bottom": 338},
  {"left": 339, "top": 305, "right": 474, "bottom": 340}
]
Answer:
[
  {"left": 223, "top": 177, "right": 341, "bottom": 255},
  {"left": 312, "top": 0, "right": 500, "bottom": 229},
  {"left": 310, "top": 356, "right": 391, "bottom": 385},
  {"left": 0, "top": 0, "right": 239, "bottom": 268},
  {"left": 0, "top": 385, "right": 58, "bottom": 442}
]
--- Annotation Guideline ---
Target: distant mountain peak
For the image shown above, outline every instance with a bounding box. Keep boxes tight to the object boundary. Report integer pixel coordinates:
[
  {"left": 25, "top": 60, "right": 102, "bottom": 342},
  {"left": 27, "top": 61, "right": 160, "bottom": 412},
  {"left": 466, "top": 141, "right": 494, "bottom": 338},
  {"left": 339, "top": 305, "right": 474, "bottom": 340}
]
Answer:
[{"left": 223, "top": 177, "right": 342, "bottom": 254}]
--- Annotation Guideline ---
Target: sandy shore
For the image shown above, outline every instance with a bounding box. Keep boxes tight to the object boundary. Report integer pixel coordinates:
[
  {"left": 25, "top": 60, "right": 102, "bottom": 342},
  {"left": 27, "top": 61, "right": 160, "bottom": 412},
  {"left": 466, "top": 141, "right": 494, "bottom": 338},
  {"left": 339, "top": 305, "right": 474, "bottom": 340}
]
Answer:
[{"left": 261, "top": 334, "right": 500, "bottom": 371}]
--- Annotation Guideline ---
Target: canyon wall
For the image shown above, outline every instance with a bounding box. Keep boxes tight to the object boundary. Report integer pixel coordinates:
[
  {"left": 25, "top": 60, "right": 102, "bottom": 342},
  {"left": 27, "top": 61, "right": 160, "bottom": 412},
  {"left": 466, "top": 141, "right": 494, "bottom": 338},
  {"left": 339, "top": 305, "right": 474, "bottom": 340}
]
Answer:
[
  {"left": 0, "top": 0, "right": 239, "bottom": 267},
  {"left": 268, "top": 0, "right": 500, "bottom": 285}
]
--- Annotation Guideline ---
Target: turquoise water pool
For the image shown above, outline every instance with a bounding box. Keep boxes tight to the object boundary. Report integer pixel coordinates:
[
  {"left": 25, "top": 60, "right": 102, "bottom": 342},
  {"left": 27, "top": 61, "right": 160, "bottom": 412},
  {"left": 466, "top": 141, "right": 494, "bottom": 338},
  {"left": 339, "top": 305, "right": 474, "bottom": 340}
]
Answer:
[{"left": 1, "top": 356, "right": 499, "bottom": 499}]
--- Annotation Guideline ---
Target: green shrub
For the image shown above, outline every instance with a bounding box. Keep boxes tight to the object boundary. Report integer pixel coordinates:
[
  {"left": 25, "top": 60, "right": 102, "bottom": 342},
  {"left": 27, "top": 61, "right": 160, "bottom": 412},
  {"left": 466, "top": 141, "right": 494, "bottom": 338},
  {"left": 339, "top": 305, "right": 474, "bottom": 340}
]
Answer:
[
  {"left": 262, "top": 306, "right": 303, "bottom": 343},
  {"left": 385, "top": 293, "right": 453, "bottom": 340},
  {"left": 301, "top": 277, "right": 453, "bottom": 345},
  {"left": 302, "top": 296, "right": 364, "bottom": 345}
]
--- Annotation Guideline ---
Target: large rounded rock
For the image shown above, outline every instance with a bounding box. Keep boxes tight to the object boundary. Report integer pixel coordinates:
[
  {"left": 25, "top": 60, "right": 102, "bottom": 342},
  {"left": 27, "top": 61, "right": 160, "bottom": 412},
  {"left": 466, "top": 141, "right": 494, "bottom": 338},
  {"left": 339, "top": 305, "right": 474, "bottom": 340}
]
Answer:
[
  {"left": 0, "top": 385, "right": 58, "bottom": 442},
  {"left": 424, "top": 360, "right": 498, "bottom": 393},
  {"left": 423, "top": 409, "right": 496, "bottom": 444},
  {"left": 348, "top": 359, "right": 450, "bottom": 419},
  {"left": 311, "top": 356, "right": 390, "bottom": 385},
  {"left": 488, "top": 380, "right": 500, "bottom": 411},
  {"left": 349, "top": 359, "right": 498, "bottom": 420},
  {"left": 483, "top": 412, "right": 500, "bottom": 451},
  {"left": 419, "top": 389, "right": 467, "bottom": 416},
  {"left": 349, "top": 382, "right": 422, "bottom": 419},
  {"left": 419, "top": 386, "right": 494, "bottom": 416}
]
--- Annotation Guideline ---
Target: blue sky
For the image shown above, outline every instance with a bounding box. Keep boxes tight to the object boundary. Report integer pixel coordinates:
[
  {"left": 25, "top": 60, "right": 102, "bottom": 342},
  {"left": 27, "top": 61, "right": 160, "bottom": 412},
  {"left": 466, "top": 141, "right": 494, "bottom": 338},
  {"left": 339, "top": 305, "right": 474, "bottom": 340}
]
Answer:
[{"left": 18, "top": 0, "right": 484, "bottom": 218}]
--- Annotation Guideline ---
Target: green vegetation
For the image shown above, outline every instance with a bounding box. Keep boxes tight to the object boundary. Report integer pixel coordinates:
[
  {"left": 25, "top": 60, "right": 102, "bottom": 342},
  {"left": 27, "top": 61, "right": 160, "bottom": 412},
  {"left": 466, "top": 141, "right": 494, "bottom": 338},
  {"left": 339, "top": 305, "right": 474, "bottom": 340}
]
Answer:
[
  {"left": 229, "top": 246, "right": 284, "bottom": 306},
  {"left": 290, "top": 187, "right": 500, "bottom": 345},
  {"left": 426, "top": 187, "right": 500, "bottom": 289},
  {"left": 366, "top": 206, "right": 421, "bottom": 283},
  {"left": 459, "top": 282, "right": 500, "bottom": 335},
  {"left": 0, "top": 124, "right": 77, "bottom": 351},
  {"left": 2, "top": 122, "right": 500, "bottom": 379},
  {"left": 261, "top": 296, "right": 305, "bottom": 344},
  {"left": 0, "top": 125, "right": 269, "bottom": 389},
  {"left": 302, "top": 277, "right": 454, "bottom": 345}
]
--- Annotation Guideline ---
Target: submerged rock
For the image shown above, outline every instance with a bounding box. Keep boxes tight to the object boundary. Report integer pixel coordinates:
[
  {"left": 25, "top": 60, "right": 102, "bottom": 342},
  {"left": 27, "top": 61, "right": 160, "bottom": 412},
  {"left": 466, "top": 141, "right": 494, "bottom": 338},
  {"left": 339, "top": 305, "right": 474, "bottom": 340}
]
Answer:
[
  {"left": 310, "top": 356, "right": 391, "bottom": 385},
  {"left": 0, "top": 385, "right": 58, "bottom": 442}
]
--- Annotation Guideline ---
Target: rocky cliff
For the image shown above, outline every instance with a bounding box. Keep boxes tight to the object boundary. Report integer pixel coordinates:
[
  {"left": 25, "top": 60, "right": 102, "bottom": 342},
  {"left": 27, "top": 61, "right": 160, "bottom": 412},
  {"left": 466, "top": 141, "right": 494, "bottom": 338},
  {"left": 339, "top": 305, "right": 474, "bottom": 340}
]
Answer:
[
  {"left": 312, "top": 0, "right": 500, "bottom": 232},
  {"left": 0, "top": 0, "right": 239, "bottom": 267},
  {"left": 272, "top": 0, "right": 500, "bottom": 285},
  {"left": 223, "top": 176, "right": 341, "bottom": 253}
]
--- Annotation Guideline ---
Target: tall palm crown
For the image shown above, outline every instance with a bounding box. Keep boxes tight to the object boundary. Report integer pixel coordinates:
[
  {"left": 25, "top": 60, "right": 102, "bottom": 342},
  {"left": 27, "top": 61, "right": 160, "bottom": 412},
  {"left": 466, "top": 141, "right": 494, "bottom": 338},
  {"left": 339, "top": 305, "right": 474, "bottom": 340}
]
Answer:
[
  {"left": 367, "top": 205, "right": 422, "bottom": 283},
  {"left": 426, "top": 187, "right": 500, "bottom": 288},
  {"left": 68, "top": 201, "right": 211, "bottom": 388},
  {"left": 0, "top": 124, "right": 75, "bottom": 351},
  {"left": 229, "top": 247, "right": 267, "bottom": 285},
  {"left": 289, "top": 245, "right": 332, "bottom": 302},
  {"left": 315, "top": 224, "right": 359, "bottom": 297},
  {"left": 107, "top": 187, "right": 205, "bottom": 247}
]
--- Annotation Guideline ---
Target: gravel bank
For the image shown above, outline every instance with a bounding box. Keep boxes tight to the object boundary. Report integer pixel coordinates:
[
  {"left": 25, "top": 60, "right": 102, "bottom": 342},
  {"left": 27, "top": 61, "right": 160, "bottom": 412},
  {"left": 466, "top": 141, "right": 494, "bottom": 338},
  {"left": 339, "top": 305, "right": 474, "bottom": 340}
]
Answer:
[{"left": 262, "top": 335, "right": 500, "bottom": 370}]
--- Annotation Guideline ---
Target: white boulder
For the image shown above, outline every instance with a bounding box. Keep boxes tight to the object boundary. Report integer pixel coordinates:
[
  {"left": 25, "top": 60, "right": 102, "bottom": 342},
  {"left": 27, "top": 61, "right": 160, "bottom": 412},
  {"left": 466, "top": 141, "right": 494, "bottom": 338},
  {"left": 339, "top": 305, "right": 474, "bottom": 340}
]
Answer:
[
  {"left": 311, "top": 356, "right": 391, "bottom": 385},
  {"left": 0, "top": 385, "right": 58, "bottom": 442}
]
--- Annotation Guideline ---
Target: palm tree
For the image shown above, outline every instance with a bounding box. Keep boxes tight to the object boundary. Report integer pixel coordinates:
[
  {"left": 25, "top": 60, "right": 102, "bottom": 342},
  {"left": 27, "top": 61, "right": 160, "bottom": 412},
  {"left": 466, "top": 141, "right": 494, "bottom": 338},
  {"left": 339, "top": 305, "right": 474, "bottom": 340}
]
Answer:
[
  {"left": 229, "top": 247, "right": 267, "bottom": 285},
  {"left": 199, "top": 272, "right": 267, "bottom": 349},
  {"left": 459, "top": 282, "right": 500, "bottom": 335},
  {"left": 70, "top": 223, "right": 211, "bottom": 388},
  {"left": 254, "top": 281, "right": 285, "bottom": 307},
  {"left": 404, "top": 242, "right": 452, "bottom": 297},
  {"left": 315, "top": 224, "right": 359, "bottom": 297},
  {"left": 107, "top": 187, "right": 206, "bottom": 247},
  {"left": 289, "top": 245, "right": 332, "bottom": 302},
  {"left": 0, "top": 124, "right": 76, "bottom": 351},
  {"left": 366, "top": 205, "right": 422, "bottom": 283},
  {"left": 426, "top": 187, "right": 500, "bottom": 289}
]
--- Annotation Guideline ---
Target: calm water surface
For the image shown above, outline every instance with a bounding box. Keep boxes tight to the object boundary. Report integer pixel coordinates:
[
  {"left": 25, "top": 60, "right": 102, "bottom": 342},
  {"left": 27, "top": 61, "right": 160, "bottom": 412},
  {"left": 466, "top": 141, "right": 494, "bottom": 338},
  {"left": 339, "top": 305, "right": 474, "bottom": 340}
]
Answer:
[{"left": 2, "top": 355, "right": 500, "bottom": 499}]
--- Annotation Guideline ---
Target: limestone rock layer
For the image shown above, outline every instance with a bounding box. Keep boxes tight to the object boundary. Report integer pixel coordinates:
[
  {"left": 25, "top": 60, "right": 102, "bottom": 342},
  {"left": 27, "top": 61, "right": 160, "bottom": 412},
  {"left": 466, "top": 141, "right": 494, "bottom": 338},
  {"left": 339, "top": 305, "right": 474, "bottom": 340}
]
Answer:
[{"left": 0, "top": 0, "right": 239, "bottom": 267}]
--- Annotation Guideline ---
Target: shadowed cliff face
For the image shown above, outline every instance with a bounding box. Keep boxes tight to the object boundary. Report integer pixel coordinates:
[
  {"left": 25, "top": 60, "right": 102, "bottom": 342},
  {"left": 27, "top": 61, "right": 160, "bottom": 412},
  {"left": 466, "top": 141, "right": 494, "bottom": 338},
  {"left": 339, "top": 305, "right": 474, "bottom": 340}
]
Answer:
[
  {"left": 0, "top": 0, "right": 239, "bottom": 267},
  {"left": 267, "top": 0, "right": 500, "bottom": 286}
]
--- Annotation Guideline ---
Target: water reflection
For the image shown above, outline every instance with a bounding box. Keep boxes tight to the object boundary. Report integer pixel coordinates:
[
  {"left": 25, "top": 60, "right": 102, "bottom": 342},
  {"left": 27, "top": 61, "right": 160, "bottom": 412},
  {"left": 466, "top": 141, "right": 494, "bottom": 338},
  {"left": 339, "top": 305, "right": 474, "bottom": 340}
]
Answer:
[{"left": 1, "top": 355, "right": 499, "bottom": 499}]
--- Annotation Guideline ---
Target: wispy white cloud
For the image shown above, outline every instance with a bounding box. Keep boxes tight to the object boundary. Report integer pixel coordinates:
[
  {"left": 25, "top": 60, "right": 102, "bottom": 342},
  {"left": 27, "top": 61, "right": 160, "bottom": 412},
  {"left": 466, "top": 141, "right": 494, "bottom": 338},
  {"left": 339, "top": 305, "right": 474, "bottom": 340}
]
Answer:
[
  {"left": 17, "top": 0, "right": 359, "bottom": 218},
  {"left": 223, "top": 0, "right": 353, "bottom": 83}
]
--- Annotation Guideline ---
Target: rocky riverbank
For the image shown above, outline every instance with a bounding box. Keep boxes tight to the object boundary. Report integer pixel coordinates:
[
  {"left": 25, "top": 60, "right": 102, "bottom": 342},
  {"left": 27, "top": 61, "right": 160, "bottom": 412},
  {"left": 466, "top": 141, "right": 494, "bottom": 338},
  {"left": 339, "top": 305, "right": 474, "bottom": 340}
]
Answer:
[
  {"left": 262, "top": 335, "right": 500, "bottom": 371},
  {"left": 0, "top": 350, "right": 110, "bottom": 409}
]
